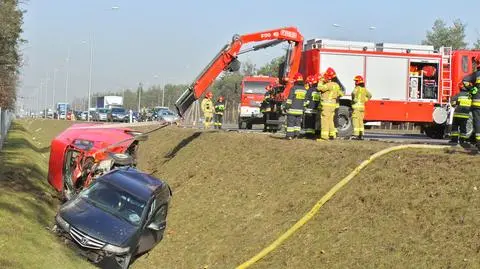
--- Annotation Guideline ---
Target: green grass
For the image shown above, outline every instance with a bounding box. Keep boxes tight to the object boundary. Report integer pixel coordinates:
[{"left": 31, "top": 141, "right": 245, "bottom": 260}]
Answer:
[{"left": 0, "top": 120, "right": 93, "bottom": 269}]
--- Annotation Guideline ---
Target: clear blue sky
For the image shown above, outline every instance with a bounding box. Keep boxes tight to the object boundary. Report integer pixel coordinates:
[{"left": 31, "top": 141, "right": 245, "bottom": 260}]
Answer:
[{"left": 19, "top": 0, "right": 480, "bottom": 109}]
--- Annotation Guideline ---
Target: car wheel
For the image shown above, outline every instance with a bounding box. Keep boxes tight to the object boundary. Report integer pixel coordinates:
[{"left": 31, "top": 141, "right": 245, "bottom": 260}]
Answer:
[
  {"left": 117, "top": 253, "right": 132, "bottom": 269},
  {"left": 335, "top": 105, "right": 353, "bottom": 138}
]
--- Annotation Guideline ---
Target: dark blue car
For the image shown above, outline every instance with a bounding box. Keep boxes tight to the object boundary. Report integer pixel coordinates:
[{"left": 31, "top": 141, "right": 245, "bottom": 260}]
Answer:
[{"left": 54, "top": 167, "right": 172, "bottom": 269}]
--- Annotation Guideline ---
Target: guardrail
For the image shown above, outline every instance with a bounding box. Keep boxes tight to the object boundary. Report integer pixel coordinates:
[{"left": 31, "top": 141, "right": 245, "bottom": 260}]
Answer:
[{"left": 0, "top": 107, "right": 14, "bottom": 150}]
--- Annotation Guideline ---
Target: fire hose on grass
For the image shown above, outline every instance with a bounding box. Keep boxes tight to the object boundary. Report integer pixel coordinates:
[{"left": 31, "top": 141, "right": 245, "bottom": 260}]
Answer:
[{"left": 236, "top": 144, "right": 450, "bottom": 269}]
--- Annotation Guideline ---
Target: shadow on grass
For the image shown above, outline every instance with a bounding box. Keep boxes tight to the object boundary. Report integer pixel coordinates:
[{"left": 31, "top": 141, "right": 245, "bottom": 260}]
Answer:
[{"left": 163, "top": 132, "right": 202, "bottom": 162}]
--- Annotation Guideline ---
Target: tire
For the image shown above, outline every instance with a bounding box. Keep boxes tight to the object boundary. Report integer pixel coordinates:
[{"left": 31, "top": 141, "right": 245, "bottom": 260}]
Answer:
[
  {"left": 424, "top": 124, "right": 445, "bottom": 139},
  {"left": 335, "top": 105, "right": 353, "bottom": 138},
  {"left": 238, "top": 119, "right": 246, "bottom": 129}
]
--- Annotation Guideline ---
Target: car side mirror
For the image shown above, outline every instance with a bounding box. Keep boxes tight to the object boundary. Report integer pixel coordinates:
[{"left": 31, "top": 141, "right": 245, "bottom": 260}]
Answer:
[{"left": 147, "top": 222, "right": 160, "bottom": 231}]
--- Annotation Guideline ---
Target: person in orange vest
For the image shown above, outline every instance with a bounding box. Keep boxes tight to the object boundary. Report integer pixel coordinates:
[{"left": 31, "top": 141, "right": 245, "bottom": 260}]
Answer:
[
  {"left": 285, "top": 73, "right": 307, "bottom": 140},
  {"left": 317, "top": 68, "right": 343, "bottom": 141},
  {"left": 351, "top": 75, "right": 372, "bottom": 140}
]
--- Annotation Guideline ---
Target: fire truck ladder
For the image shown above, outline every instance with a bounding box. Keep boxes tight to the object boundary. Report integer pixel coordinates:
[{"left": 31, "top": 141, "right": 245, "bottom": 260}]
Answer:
[{"left": 440, "top": 46, "right": 453, "bottom": 104}]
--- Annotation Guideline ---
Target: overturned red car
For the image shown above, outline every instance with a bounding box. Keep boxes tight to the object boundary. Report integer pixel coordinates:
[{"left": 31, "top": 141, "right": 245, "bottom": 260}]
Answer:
[{"left": 48, "top": 123, "right": 147, "bottom": 200}]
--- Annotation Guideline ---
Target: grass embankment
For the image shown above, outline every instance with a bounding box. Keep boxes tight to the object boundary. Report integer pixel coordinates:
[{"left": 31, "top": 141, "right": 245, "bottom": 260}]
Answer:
[
  {"left": 0, "top": 119, "right": 93, "bottom": 269},
  {"left": 2, "top": 120, "right": 478, "bottom": 269},
  {"left": 132, "top": 127, "right": 480, "bottom": 269}
]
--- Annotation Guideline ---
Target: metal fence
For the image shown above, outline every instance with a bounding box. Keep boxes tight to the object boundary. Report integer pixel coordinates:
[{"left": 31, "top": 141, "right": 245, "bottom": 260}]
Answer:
[{"left": 0, "top": 107, "right": 14, "bottom": 150}]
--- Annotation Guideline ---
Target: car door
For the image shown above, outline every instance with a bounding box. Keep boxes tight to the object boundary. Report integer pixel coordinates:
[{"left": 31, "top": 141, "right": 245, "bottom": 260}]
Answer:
[{"left": 136, "top": 198, "right": 168, "bottom": 255}]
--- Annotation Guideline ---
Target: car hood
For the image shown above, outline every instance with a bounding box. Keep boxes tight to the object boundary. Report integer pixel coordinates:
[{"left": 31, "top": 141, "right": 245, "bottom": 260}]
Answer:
[{"left": 60, "top": 198, "right": 138, "bottom": 246}]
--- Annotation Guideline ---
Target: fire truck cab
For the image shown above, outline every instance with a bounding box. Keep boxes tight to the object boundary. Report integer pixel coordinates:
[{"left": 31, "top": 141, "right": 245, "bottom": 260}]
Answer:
[
  {"left": 301, "top": 38, "right": 480, "bottom": 138},
  {"left": 238, "top": 76, "right": 277, "bottom": 129}
]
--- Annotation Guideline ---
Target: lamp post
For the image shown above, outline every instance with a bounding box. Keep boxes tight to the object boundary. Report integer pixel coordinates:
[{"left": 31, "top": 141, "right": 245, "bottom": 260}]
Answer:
[
  {"left": 65, "top": 48, "right": 70, "bottom": 103},
  {"left": 52, "top": 68, "right": 58, "bottom": 118},
  {"left": 82, "top": 35, "right": 94, "bottom": 121}
]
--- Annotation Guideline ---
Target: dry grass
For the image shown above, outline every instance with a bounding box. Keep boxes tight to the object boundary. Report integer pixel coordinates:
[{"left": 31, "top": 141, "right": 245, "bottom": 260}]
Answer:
[{"left": 3, "top": 120, "right": 479, "bottom": 269}]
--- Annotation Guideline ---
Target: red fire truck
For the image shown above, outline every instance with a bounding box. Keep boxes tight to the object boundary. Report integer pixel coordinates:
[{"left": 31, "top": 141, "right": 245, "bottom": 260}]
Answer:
[
  {"left": 238, "top": 76, "right": 277, "bottom": 129},
  {"left": 301, "top": 38, "right": 480, "bottom": 138}
]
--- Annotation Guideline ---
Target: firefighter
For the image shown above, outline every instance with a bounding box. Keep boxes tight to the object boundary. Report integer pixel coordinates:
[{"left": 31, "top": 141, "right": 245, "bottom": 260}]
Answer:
[
  {"left": 201, "top": 92, "right": 214, "bottom": 129},
  {"left": 449, "top": 83, "right": 472, "bottom": 144},
  {"left": 285, "top": 73, "right": 307, "bottom": 140},
  {"left": 303, "top": 75, "right": 321, "bottom": 139},
  {"left": 213, "top": 96, "right": 225, "bottom": 129},
  {"left": 462, "top": 67, "right": 480, "bottom": 149},
  {"left": 351, "top": 75, "right": 372, "bottom": 140},
  {"left": 261, "top": 83, "right": 275, "bottom": 132},
  {"left": 317, "top": 68, "right": 344, "bottom": 141}
]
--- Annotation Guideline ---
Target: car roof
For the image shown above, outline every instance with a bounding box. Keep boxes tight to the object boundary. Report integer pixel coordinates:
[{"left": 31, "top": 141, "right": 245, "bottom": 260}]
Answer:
[{"left": 99, "top": 168, "right": 168, "bottom": 201}]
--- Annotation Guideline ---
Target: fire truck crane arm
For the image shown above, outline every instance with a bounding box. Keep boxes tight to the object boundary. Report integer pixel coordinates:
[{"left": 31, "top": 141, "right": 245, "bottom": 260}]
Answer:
[{"left": 174, "top": 27, "right": 304, "bottom": 117}]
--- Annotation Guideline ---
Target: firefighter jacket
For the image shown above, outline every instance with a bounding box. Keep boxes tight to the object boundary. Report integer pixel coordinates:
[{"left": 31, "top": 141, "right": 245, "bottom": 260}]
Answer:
[
  {"left": 304, "top": 84, "right": 321, "bottom": 113},
  {"left": 352, "top": 86, "right": 372, "bottom": 110},
  {"left": 451, "top": 90, "right": 472, "bottom": 118},
  {"left": 201, "top": 98, "right": 214, "bottom": 113},
  {"left": 214, "top": 101, "right": 225, "bottom": 115},
  {"left": 317, "top": 81, "right": 343, "bottom": 109},
  {"left": 286, "top": 83, "right": 307, "bottom": 115},
  {"left": 260, "top": 92, "right": 274, "bottom": 113},
  {"left": 472, "top": 71, "right": 480, "bottom": 109}
]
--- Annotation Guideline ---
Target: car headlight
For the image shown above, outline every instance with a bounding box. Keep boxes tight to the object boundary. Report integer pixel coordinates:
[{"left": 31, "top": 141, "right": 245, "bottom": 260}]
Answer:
[
  {"left": 103, "top": 244, "right": 130, "bottom": 254},
  {"left": 55, "top": 214, "right": 70, "bottom": 232}
]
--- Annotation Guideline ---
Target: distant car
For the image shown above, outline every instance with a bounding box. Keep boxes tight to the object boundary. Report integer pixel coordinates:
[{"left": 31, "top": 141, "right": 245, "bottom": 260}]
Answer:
[
  {"left": 53, "top": 167, "right": 172, "bottom": 269},
  {"left": 80, "top": 111, "right": 88, "bottom": 121},
  {"left": 109, "top": 107, "right": 128, "bottom": 122},
  {"left": 155, "top": 110, "right": 179, "bottom": 124},
  {"left": 95, "top": 108, "right": 110, "bottom": 121}
]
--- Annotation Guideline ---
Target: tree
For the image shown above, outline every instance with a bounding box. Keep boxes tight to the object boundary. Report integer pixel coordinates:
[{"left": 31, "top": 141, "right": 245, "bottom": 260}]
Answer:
[
  {"left": 241, "top": 60, "right": 257, "bottom": 76},
  {"left": 0, "top": 0, "right": 25, "bottom": 109},
  {"left": 474, "top": 39, "right": 480, "bottom": 49},
  {"left": 257, "top": 56, "right": 285, "bottom": 77},
  {"left": 422, "top": 19, "right": 467, "bottom": 50}
]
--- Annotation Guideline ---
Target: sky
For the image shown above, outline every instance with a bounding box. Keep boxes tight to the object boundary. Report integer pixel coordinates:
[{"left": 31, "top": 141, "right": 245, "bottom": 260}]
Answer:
[{"left": 18, "top": 0, "right": 480, "bottom": 110}]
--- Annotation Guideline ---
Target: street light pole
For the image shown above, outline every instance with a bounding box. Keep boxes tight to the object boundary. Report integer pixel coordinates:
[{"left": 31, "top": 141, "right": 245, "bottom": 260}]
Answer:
[
  {"left": 45, "top": 75, "right": 49, "bottom": 117},
  {"left": 87, "top": 34, "right": 94, "bottom": 121},
  {"left": 65, "top": 48, "right": 70, "bottom": 103},
  {"left": 52, "top": 68, "right": 58, "bottom": 117}
]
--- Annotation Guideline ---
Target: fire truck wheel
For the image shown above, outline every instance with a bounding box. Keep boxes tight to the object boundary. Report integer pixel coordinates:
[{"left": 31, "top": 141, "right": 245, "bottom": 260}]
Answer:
[
  {"left": 335, "top": 106, "right": 353, "bottom": 138},
  {"left": 424, "top": 124, "right": 445, "bottom": 139}
]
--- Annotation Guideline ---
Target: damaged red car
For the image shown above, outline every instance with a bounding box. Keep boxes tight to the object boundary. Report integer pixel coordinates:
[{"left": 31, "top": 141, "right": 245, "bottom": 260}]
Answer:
[{"left": 48, "top": 123, "right": 147, "bottom": 200}]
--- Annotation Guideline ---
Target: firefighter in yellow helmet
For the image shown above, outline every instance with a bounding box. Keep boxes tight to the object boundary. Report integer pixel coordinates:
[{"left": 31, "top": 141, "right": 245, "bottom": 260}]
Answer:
[
  {"left": 201, "top": 92, "right": 214, "bottom": 129},
  {"left": 317, "top": 68, "right": 344, "bottom": 141},
  {"left": 351, "top": 75, "right": 372, "bottom": 140}
]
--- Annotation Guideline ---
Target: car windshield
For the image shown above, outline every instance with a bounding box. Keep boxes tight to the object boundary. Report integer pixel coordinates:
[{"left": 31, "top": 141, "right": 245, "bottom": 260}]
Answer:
[
  {"left": 80, "top": 181, "right": 147, "bottom": 226},
  {"left": 159, "top": 110, "right": 175, "bottom": 116},
  {"left": 98, "top": 109, "right": 109, "bottom": 113},
  {"left": 111, "top": 108, "right": 125, "bottom": 113},
  {"left": 243, "top": 81, "right": 270, "bottom": 94}
]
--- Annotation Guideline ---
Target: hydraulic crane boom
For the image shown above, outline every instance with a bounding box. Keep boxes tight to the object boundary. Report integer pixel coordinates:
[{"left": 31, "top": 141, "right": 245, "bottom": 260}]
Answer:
[{"left": 175, "top": 26, "right": 304, "bottom": 117}]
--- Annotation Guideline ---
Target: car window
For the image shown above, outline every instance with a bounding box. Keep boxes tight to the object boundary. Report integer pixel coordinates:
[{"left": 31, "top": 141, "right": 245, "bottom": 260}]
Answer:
[
  {"left": 98, "top": 109, "right": 109, "bottom": 113},
  {"left": 112, "top": 108, "right": 125, "bottom": 113},
  {"left": 80, "top": 181, "right": 147, "bottom": 226}
]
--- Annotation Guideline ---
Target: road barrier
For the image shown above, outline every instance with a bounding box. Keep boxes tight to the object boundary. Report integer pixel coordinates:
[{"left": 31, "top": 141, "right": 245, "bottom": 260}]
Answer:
[
  {"left": 0, "top": 107, "right": 14, "bottom": 150},
  {"left": 236, "top": 144, "right": 450, "bottom": 269}
]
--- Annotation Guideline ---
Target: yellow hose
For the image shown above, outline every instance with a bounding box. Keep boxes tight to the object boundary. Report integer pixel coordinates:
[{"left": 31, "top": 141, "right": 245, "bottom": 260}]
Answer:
[{"left": 236, "top": 144, "right": 449, "bottom": 269}]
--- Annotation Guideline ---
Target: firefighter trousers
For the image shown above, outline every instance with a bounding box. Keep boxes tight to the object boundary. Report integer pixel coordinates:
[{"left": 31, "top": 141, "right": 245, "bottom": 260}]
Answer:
[
  {"left": 451, "top": 117, "right": 468, "bottom": 141},
  {"left": 303, "top": 112, "right": 317, "bottom": 137},
  {"left": 352, "top": 108, "right": 365, "bottom": 136},
  {"left": 203, "top": 112, "right": 213, "bottom": 129},
  {"left": 320, "top": 106, "right": 336, "bottom": 140},
  {"left": 214, "top": 113, "right": 223, "bottom": 129},
  {"left": 286, "top": 114, "right": 302, "bottom": 138},
  {"left": 473, "top": 108, "right": 480, "bottom": 144}
]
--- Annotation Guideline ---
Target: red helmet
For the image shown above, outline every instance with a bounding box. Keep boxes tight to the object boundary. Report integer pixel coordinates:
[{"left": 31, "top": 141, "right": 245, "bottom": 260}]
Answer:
[
  {"left": 305, "top": 75, "right": 315, "bottom": 84},
  {"left": 293, "top": 73, "right": 304, "bottom": 82},
  {"left": 353, "top": 75, "right": 364, "bottom": 85},
  {"left": 206, "top": 92, "right": 213, "bottom": 99},
  {"left": 324, "top": 67, "right": 336, "bottom": 80},
  {"left": 218, "top": 96, "right": 224, "bottom": 101}
]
